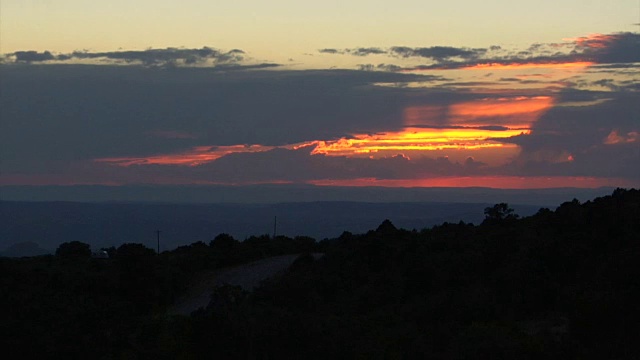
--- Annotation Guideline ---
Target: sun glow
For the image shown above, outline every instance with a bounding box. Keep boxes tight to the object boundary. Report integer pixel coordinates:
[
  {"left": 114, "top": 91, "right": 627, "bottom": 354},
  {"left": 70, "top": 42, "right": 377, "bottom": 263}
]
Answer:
[
  {"left": 96, "top": 93, "right": 553, "bottom": 168},
  {"left": 95, "top": 127, "right": 526, "bottom": 167},
  {"left": 462, "top": 61, "right": 594, "bottom": 70},
  {"left": 97, "top": 94, "right": 552, "bottom": 168},
  {"left": 310, "top": 128, "right": 527, "bottom": 157}
]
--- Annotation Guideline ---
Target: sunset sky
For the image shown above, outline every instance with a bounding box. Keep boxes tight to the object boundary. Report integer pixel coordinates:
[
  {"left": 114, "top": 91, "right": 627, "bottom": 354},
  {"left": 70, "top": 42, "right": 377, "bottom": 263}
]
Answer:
[{"left": 1, "top": 0, "right": 639, "bottom": 190}]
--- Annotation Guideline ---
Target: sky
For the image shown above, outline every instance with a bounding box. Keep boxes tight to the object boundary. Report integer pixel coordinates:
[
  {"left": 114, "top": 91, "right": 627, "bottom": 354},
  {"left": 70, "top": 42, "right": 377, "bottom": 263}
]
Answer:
[{"left": 1, "top": 0, "right": 639, "bottom": 190}]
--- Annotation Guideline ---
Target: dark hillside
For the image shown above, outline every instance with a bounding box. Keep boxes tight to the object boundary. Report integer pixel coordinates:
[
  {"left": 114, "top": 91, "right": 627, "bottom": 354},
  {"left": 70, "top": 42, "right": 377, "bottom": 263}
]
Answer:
[{"left": 1, "top": 188, "right": 638, "bottom": 359}]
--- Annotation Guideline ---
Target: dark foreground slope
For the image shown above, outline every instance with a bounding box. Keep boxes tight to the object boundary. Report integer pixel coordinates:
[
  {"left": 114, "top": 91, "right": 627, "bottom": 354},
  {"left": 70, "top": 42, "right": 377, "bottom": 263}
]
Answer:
[
  {"left": 1, "top": 188, "right": 638, "bottom": 359},
  {"left": 186, "top": 188, "right": 640, "bottom": 359}
]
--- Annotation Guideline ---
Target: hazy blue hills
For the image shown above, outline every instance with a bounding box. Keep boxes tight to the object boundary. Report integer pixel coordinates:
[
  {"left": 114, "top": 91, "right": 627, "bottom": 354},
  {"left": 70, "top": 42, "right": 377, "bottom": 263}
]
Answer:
[
  {"left": 0, "top": 184, "right": 615, "bottom": 205},
  {"left": 1, "top": 200, "right": 543, "bottom": 256}
]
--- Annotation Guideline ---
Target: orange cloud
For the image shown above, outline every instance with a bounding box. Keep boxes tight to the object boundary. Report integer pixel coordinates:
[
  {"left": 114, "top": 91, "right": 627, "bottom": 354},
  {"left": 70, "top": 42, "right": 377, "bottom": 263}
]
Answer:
[
  {"left": 564, "top": 34, "right": 617, "bottom": 49},
  {"left": 462, "top": 61, "right": 594, "bottom": 70},
  {"left": 309, "top": 127, "right": 527, "bottom": 157},
  {"left": 449, "top": 96, "right": 554, "bottom": 127},
  {"left": 97, "top": 96, "right": 552, "bottom": 169},
  {"left": 403, "top": 105, "right": 447, "bottom": 125},
  {"left": 95, "top": 144, "right": 275, "bottom": 166},
  {"left": 96, "top": 127, "right": 525, "bottom": 168},
  {"left": 404, "top": 96, "right": 555, "bottom": 128},
  {"left": 604, "top": 130, "right": 639, "bottom": 145}
]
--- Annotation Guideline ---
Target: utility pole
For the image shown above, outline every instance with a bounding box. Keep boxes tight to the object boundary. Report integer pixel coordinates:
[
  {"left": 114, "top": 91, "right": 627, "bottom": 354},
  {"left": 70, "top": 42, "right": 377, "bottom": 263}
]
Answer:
[
  {"left": 156, "top": 230, "right": 161, "bottom": 255},
  {"left": 273, "top": 216, "right": 277, "bottom": 239}
]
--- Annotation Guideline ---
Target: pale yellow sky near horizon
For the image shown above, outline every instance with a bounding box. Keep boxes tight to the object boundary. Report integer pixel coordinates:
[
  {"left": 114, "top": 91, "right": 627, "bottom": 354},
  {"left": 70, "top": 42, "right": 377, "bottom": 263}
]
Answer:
[{"left": 2, "top": 0, "right": 638, "bottom": 64}]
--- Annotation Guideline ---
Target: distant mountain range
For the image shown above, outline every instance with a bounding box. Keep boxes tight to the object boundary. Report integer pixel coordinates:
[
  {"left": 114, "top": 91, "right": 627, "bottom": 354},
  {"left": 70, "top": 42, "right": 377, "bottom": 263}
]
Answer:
[
  {"left": 1, "top": 200, "right": 545, "bottom": 256},
  {"left": 0, "top": 184, "right": 616, "bottom": 204},
  {"left": 1, "top": 185, "right": 620, "bottom": 256}
]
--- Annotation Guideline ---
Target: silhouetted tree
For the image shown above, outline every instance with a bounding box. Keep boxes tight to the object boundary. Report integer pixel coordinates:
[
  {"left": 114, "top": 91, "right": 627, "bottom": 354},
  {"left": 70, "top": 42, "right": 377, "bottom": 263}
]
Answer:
[
  {"left": 116, "top": 243, "right": 156, "bottom": 259},
  {"left": 55, "top": 241, "right": 91, "bottom": 261},
  {"left": 376, "top": 219, "right": 397, "bottom": 233},
  {"left": 483, "top": 203, "right": 518, "bottom": 223},
  {"left": 210, "top": 233, "right": 238, "bottom": 250}
]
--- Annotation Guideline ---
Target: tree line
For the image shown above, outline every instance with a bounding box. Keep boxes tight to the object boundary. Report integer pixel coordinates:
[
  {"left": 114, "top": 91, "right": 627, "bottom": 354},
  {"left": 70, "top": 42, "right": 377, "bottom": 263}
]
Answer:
[{"left": 1, "top": 188, "right": 638, "bottom": 359}]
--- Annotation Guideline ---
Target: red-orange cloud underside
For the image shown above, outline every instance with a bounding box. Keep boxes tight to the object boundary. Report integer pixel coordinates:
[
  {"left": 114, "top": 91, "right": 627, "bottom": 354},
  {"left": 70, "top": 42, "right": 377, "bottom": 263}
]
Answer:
[
  {"left": 310, "top": 128, "right": 526, "bottom": 157},
  {"left": 564, "top": 34, "right": 617, "bottom": 49},
  {"left": 404, "top": 96, "right": 554, "bottom": 128},
  {"left": 97, "top": 95, "right": 554, "bottom": 167},
  {"left": 95, "top": 145, "right": 274, "bottom": 166},
  {"left": 96, "top": 127, "right": 527, "bottom": 167},
  {"left": 462, "top": 61, "right": 594, "bottom": 70}
]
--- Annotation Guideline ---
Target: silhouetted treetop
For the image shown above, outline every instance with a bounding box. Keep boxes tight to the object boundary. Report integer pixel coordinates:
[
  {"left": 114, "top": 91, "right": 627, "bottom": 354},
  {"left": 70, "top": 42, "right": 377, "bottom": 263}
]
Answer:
[
  {"left": 376, "top": 219, "right": 397, "bottom": 233},
  {"left": 210, "top": 233, "right": 238, "bottom": 250},
  {"left": 55, "top": 241, "right": 91, "bottom": 261},
  {"left": 116, "top": 243, "right": 156, "bottom": 258},
  {"left": 483, "top": 203, "right": 518, "bottom": 223}
]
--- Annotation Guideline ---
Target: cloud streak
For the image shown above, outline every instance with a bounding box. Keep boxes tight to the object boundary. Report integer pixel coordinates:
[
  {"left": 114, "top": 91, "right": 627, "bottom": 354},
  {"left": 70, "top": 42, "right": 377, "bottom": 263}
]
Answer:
[
  {"left": 319, "top": 32, "right": 640, "bottom": 70},
  {"left": 8, "top": 47, "right": 279, "bottom": 68}
]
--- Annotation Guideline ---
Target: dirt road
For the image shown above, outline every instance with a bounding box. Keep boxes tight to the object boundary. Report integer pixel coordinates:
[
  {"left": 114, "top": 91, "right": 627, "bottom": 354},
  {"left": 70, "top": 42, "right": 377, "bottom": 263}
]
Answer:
[{"left": 170, "top": 253, "right": 321, "bottom": 315}]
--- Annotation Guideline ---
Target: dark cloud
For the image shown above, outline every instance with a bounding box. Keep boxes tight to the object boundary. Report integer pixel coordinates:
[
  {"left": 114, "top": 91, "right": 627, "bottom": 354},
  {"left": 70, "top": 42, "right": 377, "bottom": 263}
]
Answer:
[
  {"left": 591, "top": 33, "right": 640, "bottom": 63},
  {"left": 356, "top": 63, "right": 402, "bottom": 72},
  {"left": 496, "top": 93, "right": 640, "bottom": 178},
  {"left": 13, "top": 51, "right": 56, "bottom": 62},
  {"left": 318, "top": 48, "right": 340, "bottom": 54},
  {"left": 82, "top": 146, "right": 489, "bottom": 185},
  {"left": 347, "top": 47, "right": 386, "bottom": 56},
  {"left": 589, "top": 79, "right": 622, "bottom": 91},
  {"left": 199, "top": 148, "right": 488, "bottom": 182},
  {"left": 2, "top": 32, "right": 637, "bottom": 185},
  {"left": 589, "top": 63, "right": 640, "bottom": 69},
  {"left": 321, "top": 32, "right": 640, "bottom": 70},
  {"left": 377, "top": 63, "right": 402, "bottom": 72},
  {"left": 71, "top": 47, "right": 243, "bottom": 66},
  {"left": 390, "top": 46, "right": 485, "bottom": 60},
  {"left": 0, "top": 65, "right": 441, "bottom": 174},
  {"left": 499, "top": 77, "right": 521, "bottom": 82},
  {"left": 212, "top": 63, "right": 281, "bottom": 71},
  {"left": 318, "top": 45, "right": 486, "bottom": 62},
  {"left": 497, "top": 77, "right": 543, "bottom": 85},
  {"left": 319, "top": 47, "right": 386, "bottom": 56},
  {"left": 9, "top": 47, "right": 251, "bottom": 67}
]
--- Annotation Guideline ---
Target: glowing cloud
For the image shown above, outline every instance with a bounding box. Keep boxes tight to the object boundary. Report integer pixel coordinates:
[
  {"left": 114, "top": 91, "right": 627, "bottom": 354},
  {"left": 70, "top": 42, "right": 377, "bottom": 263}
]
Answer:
[
  {"left": 449, "top": 96, "right": 554, "bottom": 127},
  {"left": 95, "top": 145, "right": 276, "bottom": 166},
  {"left": 404, "top": 96, "right": 555, "bottom": 128},
  {"left": 565, "top": 34, "right": 617, "bottom": 49},
  {"left": 97, "top": 94, "right": 551, "bottom": 169},
  {"left": 96, "top": 126, "right": 526, "bottom": 168},
  {"left": 309, "top": 128, "right": 526, "bottom": 157},
  {"left": 604, "top": 130, "right": 639, "bottom": 145},
  {"left": 461, "top": 61, "right": 594, "bottom": 70}
]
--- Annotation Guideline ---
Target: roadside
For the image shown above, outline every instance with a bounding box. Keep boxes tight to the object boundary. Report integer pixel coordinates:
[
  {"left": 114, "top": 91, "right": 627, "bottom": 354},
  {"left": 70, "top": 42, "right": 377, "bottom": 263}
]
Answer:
[{"left": 170, "top": 253, "right": 322, "bottom": 315}]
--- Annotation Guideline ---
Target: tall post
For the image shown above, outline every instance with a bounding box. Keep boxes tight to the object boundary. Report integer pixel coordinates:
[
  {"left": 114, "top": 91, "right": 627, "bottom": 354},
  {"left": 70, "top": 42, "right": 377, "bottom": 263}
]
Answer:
[
  {"left": 273, "top": 216, "right": 277, "bottom": 239},
  {"left": 156, "top": 230, "right": 161, "bottom": 255}
]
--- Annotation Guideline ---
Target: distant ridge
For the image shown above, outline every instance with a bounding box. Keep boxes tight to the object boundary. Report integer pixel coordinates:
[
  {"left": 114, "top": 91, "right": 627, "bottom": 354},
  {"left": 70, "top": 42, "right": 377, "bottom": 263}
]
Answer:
[
  {"left": 0, "top": 184, "right": 617, "bottom": 205},
  {"left": 1, "top": 200, "right": 543, "bottom": 254}
]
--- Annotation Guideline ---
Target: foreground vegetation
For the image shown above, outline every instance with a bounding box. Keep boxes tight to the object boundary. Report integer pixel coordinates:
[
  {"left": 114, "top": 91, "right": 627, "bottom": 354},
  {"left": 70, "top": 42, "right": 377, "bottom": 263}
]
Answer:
[{"left": 1, "top": 189, "right": 638, "bottom": 359}]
